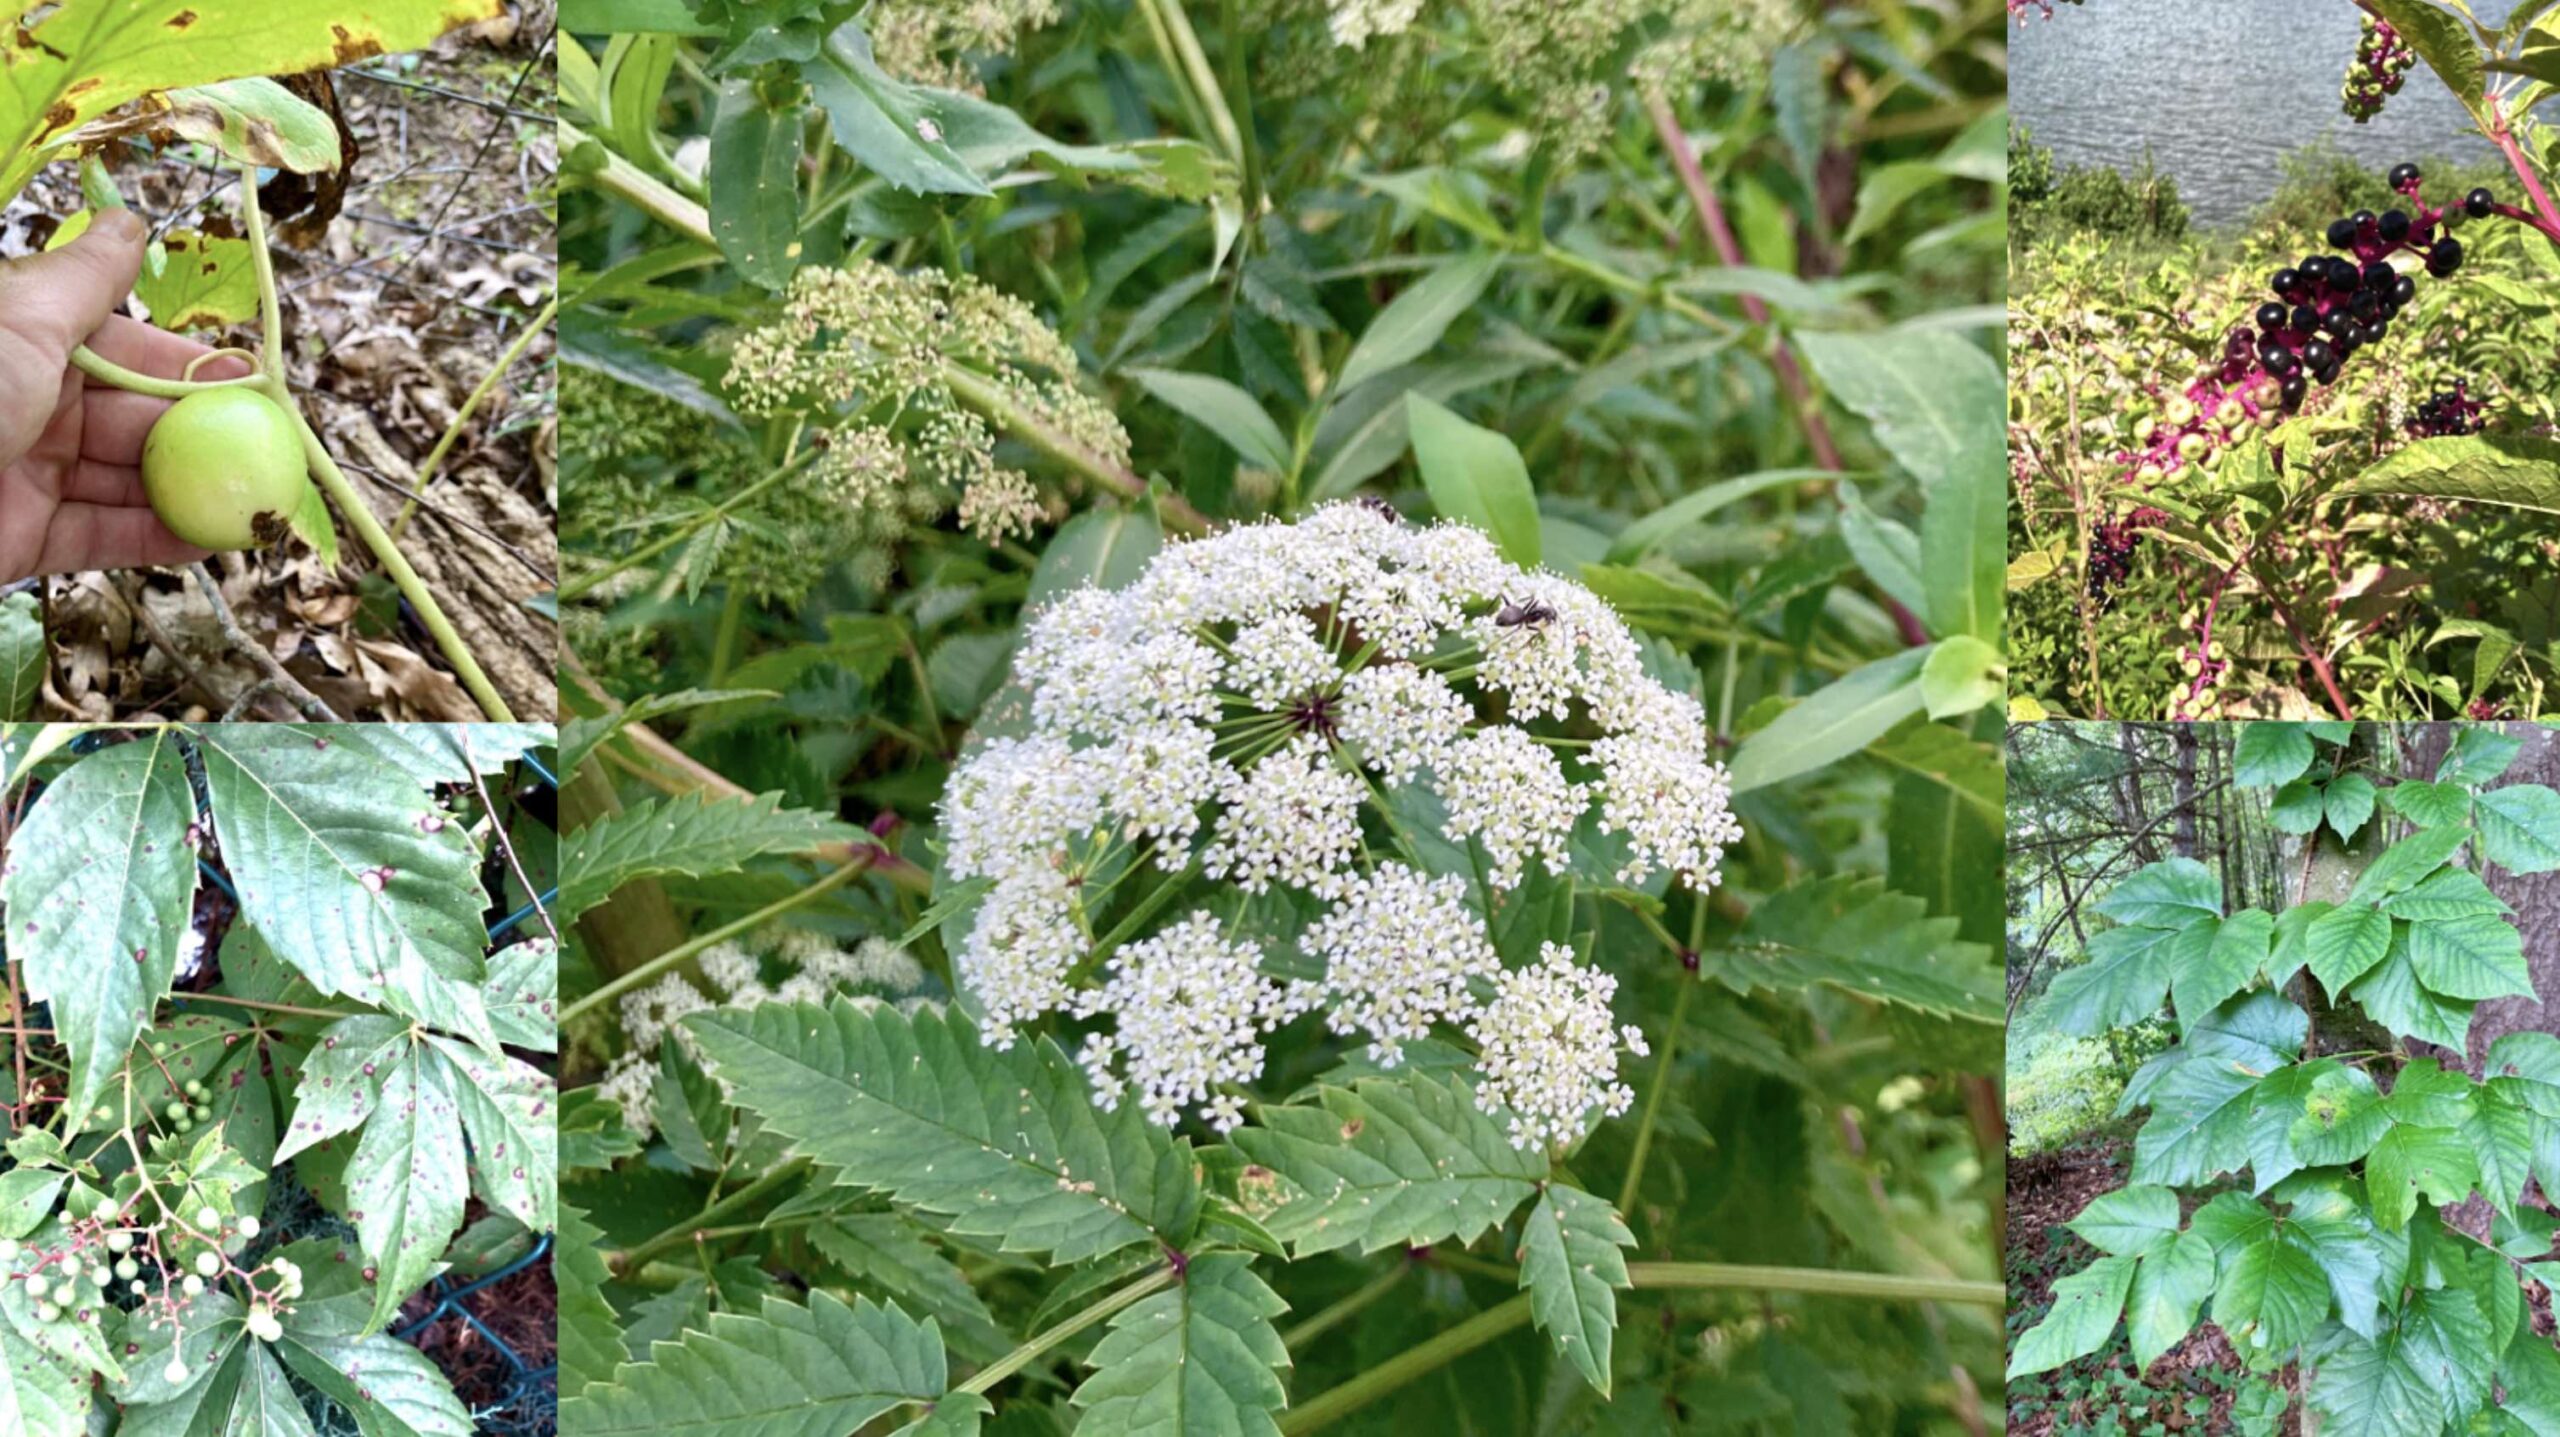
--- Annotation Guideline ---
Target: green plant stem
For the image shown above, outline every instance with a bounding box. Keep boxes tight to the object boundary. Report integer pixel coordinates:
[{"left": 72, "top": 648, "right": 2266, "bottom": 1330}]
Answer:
[
  {"left": 1279, "top": 1295, "right": 1533, "bottom": 1434},
  {"left": 66, "top": 347, "right": 262, "bottom": 399},
  {"left": 285, "top": 403, "right": 515, "bottom": 720},
  {"left": 614, "top": 1158, "right": 813, "bottom": 1273},
  {"left": 1624, "top": 1262, "right": 2001, "bottom": 1306},
  {"left": 558, "top": 453, "right": 817, "bottom": 602},
  {"left": 1281, "top": 1265, "right": 1408, "bottom": 1350},
  {"left": 1282, "top": 1260, "right": 2000, "bottom": 1430},
  {"left": 560, "top": 855, "right": 876, "bottom": 1027},
  {"left": 957, "top": 1265, "right": 1178, "bottom": 1396},
  {"left": 1617, "top": 973, "right": 1695, "bottom": 1213},
  {"left": 392, "top": 294, "right": 561, "bottom": 541},
  {"left": 180, "top": 992, "right": 362, "bottom": 1023}
]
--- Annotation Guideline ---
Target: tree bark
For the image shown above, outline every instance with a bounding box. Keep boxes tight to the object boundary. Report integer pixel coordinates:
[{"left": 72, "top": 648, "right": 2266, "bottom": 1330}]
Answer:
[{"left": 2455, "top": 722, "right": 2560, "bottom": 1069}]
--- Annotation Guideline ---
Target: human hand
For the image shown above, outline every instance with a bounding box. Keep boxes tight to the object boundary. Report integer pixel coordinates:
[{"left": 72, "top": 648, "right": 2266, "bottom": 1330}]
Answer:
[{"left": 0, "top": 209, "right": 254, "bottom": 582}]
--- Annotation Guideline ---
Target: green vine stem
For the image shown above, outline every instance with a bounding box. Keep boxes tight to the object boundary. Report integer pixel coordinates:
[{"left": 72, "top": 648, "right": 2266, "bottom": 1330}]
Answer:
[
  {"left": 67, "top": 346, "right": 262, "bottom": 399},
  {"left": 391, "top": 293, "right": 562, "bottom": 541},
  {"left": 558, "top": 853, "right": 877, "bottom": 1027}
]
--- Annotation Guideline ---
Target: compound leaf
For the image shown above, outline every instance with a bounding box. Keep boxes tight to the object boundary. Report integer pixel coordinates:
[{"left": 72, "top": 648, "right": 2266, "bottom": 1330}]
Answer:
[
  {"left": 1516, "top": 1184, "right": 1634, "bottom": 1395},
  {"left": 1070, "top": 1253, "right": 1289, "bottom": 1437},
  {"left": 2305, "top": 905, "right": 2391, "bottom": 997},
  {"left": 688, "top": 1001, "right": 1200, "bottom": 1264},
  {"left": 1229, "top": 1071, "right": 1543, "bottom": 1258}
]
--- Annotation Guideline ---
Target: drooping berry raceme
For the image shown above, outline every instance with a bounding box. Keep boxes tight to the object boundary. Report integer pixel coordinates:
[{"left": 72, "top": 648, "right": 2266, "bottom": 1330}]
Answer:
[
  {"left": 2342, "top": 14, "right": 2412, "bottom": 121},
  {"left": 2085, "top": 506, "right": 2170, "bottom": 611},
  {"left": 2407, "top": 379, "right": 2486, "bottom": 437},
  {"left": 940, "top": 503, "right": 1744, "bottom": 1143},
  {"left": 2118, "top": 164, "right": 2499, "bottom": 488},
  {"left": 1, "top": 1182, "right": 302, "bottom": 1381}
]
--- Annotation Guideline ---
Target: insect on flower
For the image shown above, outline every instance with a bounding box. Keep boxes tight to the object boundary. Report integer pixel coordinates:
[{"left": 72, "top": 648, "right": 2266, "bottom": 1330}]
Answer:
[{"left": 1493, "top": 596, "right": 1558, "bottom": 629}]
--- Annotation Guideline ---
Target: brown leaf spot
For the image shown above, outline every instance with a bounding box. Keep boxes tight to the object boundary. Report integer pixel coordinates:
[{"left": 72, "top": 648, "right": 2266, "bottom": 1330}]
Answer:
[{"left": 163, "top": 9, "right": 196, "bottom": 27}]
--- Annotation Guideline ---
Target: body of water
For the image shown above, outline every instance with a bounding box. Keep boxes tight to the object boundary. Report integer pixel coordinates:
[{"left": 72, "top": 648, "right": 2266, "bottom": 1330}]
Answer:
[{"left": 2010, "top": 0, "right": 2514, "bottom": 229}]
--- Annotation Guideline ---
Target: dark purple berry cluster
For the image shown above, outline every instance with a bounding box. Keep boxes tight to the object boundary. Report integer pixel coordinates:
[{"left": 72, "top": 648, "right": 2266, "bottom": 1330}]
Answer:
[
  {"left": 2343, "top": 15, "right": 2412, "bottom": 122},
  {"left": 2407, "top": 379, "right": 2484, "bottom": 437},
  {"left": 2085, "top": 506, "right": 2169, "bottom": 610},
  {"left": 2122, "top": 165, "right": 2491, "bottom": 485}
]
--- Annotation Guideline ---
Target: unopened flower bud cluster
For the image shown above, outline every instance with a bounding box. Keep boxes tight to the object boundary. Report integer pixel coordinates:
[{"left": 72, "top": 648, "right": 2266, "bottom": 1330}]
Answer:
[
  {"left": 939, "top": 503, "right": 1743, "bottom": 1145},
  {"left": 1322, "top": 0, "right": 1790, "bottom": 156},
  {"left": 598, "top": 929, "right": 927, "bottom": 1138},
  {"left": 724, "top": 261, "right": 1131, "bottom": 546},
  {"left": 869, "top": 0, "right": 1063, "bottom": 89}
]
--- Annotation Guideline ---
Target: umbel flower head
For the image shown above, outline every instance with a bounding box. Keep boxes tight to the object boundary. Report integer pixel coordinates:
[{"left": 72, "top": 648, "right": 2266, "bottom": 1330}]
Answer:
[
  {"left": 724, "top": 260, "right": 1132, "bottom": 546},
  {"left": 939, "top": 503, "right": 1743, "bottom": 1143}
]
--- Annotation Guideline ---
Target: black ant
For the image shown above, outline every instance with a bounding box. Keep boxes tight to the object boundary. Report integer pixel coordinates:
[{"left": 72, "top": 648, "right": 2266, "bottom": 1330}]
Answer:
[{"left": 1494, "top": 597, "right": 1556, "bottom": 630}]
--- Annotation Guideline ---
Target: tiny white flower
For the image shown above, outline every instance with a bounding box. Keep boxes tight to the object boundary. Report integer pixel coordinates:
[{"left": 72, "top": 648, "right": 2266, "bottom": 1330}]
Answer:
[{"left": 1467, "top": 943, "right": 1643, "bottom": 1151}]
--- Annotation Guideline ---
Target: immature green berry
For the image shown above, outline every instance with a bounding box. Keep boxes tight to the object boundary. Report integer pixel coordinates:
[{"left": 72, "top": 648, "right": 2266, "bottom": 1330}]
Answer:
[{"left": 193, "top": 1252, "right": 219, "bottom": 1278}]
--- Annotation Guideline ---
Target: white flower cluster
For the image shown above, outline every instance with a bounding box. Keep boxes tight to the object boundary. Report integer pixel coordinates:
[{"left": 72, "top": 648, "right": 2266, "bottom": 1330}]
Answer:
[
  {"left": 598, "top": 930, "right": 926, "bottom": 1139},
  {"left": 1468, "top": 942, "right": 1648, "bottom": 1150},
  {"left": 939, "top": 503, "right": 1742, "bottom": 1144},
  {"left": 1327, "top": 0, "right": 1425, "bottom": 48}
]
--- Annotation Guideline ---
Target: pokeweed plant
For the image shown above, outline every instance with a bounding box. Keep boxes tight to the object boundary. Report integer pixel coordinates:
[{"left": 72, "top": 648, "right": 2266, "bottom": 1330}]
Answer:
[
  {"left": 0, "top": 720, "right": 560, "bottom": 1435},
  {"left": 3, "top": 0, "right": 541, "bottom": 720},
  {"left": 2008, "top": 720, "right": 2560, "bottom": 1435},
  {"left": 2007, "top": 0, "right": 2560, "bottom": 722}
]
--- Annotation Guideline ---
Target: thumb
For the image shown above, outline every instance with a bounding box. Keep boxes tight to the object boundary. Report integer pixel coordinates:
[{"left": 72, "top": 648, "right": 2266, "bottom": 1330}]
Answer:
[{"left": 0, "top": 209, "right": 147, "bottom": 360}]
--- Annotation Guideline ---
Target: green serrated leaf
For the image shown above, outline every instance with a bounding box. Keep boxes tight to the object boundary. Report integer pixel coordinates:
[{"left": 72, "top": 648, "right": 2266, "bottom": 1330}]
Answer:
[
  {"left": 348, "top": 1043, "right": 468, "bottom": 1334},
  {"left": 1070, "top": 1253, "right": 1289, "bottom": 1437},
  {"left": 558, "top": 790, "right": 860, "bottom": 926},
  {"left": 567, "top": 1290, "right": 950, "bottom": 1436},
  {"left": 2305, "top": 905, "right": 2391, "bottom": 997},
  {"left": 194, "top": 727, "right": 496, "bottom": 1049},
  {"left": 2367, "top": 1123, "right": 2478, "bottom": 1232},
  {"left": 687, "top": 1001, "right": 1200, "bottom": 1264},
  {"left": 273, "top": 1328, "right": 472, "bottom": 1437},
  {"left": 2405, "top": 911, "right": 2534, "bottom": 1001},
  {"left": 2232, "top": 724, "right": 2315, "bottom": 788},
  {"left": 1719, "top": 876, "right": 2001, "bottom": 1023},
  {"left": 1517, "top": 1184, "right": 1633, "bottom": 1395},
  {"left": 0, "top": 732, "right": 197, "bottom": 1130},
  {"left": 1229, "top": 1070, "right": 1543, "bottom": 1258},
  {"left": 2476, "top": 784, "right": 2560, "bottom": 874},
  {"left": 2092, "top": 857, "right": 2223, "bottom": 929},
  {"left": 557, "top": 1202, "right": 623, "bottom": 1402}
]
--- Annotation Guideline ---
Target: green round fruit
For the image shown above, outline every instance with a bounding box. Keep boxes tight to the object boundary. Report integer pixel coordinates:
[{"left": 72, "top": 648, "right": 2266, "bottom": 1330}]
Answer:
[{"left": 140, "top": 390, "right": 310, "bottom": 551}]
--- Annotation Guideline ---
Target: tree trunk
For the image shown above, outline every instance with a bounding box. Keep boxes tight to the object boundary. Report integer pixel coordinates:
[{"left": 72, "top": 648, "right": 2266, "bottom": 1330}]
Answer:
[
  {"left": 2455, "top": 722, "right": 2560, "bottom": 1070},
  {"left": 2175, "top": 726, "right": 2200, "bottom": 859}
]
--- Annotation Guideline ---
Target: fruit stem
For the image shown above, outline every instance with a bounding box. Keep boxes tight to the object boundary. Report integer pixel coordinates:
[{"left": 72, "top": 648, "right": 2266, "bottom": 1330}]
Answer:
[
  {"left": 66, "top": 347, "right": 260, "bottom": 400},
  {"left": 2484, "top": 97, "right": 2560, "bottom": 244},
  {"left": 390, "top": 294, "right": 560, "bottom": 544},
  {"left": 281, "top": 400, "right": 517, "bottom": 721}
]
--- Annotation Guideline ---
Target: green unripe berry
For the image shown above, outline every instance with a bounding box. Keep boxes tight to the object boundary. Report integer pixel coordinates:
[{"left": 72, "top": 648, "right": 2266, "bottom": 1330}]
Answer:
[{"left": 139, "top": 389, "right": 312, "bottom": 551}]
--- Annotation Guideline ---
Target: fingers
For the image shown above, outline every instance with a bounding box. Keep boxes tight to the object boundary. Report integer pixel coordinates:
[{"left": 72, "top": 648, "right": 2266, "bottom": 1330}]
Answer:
[
  {"left": 63, "top": 459, "right": 147, "bottom": 509},
  {"left": 0, "top": 210, "right": 147, "bottom": 360},
  {"left": 77, "top": 387, "right": 175, "bottom": 467},
  {"left": 29, "top": 500, "right": 210, "bottom": 579},
  {"left": 84, "top": 314, "right": 244, "bottom": 383}
]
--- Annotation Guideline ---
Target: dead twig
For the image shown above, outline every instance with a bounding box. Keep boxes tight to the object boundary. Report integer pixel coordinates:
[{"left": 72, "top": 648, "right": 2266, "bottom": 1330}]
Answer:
[{"left": 186, "top": 564, "right": 343, "bottom": 722}]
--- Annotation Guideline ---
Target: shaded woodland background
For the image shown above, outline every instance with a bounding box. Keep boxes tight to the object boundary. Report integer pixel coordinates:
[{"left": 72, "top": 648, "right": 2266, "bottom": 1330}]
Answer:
[{"left": 2003, "top": 721, "right": 2560, "bottom": 1435}]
